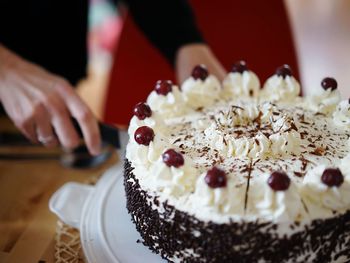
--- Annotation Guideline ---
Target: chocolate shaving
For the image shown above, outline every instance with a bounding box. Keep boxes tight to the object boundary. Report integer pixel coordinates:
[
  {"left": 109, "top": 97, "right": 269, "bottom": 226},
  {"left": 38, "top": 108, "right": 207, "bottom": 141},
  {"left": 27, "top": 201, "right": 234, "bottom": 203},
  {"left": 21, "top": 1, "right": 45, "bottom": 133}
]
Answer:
[{"left": 311, "top": 147, "right": 326, "bottom": 156}]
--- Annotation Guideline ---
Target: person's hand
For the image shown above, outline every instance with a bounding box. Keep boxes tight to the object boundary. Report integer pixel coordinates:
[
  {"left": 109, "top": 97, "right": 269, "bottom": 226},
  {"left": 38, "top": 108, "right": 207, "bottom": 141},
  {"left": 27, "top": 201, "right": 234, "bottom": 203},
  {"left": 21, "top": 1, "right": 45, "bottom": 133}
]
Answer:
[
  {"left": 0, "top": 45, "right": 101, "bottom": 155},
  {"left": 175, "top": 43, "right": 227, "bottom": 84}
]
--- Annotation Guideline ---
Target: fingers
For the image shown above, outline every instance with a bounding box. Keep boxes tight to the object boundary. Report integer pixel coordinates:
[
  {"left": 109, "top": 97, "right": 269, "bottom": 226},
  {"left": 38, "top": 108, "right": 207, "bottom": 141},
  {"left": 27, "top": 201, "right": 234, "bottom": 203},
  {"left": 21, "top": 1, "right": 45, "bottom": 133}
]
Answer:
[
  {"left": 53, "top": 80, "right": 101, "bottom": 155},
  {"left": 51, "top": 114, "right": 80, "bottom": 149},
  {"left": 72, "top": 107, "right": 101, "bottom": 156},
  {"left": 16, "top": 89, "right": 80, "bottom": 150},
  {"left": 0, "top": 51, "right": 89, "bottom": 151},
  {"left": 24, "top": 76, "right": 81, "bottom": 150},
  {"left": 34, "top": 104, "right": 58, "bottom": 147},
  {"left": 2, "top": 96, "right": 38, "bottom": 144},
  {"left": 42, "top": 90, "right": 81, "bottom": 150},
  {"left": 17, "top": 117, "right": 37, "bottom": 143}
]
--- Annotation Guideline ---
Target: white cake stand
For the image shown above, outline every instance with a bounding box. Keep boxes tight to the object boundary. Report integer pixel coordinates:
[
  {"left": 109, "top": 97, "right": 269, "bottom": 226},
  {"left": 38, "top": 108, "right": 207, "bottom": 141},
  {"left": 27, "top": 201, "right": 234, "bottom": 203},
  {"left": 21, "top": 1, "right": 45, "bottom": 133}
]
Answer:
[
  {"left": 50, "top": 162, "right": 165, "bottom": 263},
  {"left": 49, "top": 132, "right": 166, "bottom": 263}
]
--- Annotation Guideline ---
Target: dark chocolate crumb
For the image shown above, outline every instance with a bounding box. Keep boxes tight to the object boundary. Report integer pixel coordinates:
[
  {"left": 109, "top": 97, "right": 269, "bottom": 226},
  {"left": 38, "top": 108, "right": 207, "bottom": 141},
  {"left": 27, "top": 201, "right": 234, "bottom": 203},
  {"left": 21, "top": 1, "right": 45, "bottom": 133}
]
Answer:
[{"left": 124, "top": 160, "right": 350, "bottom": 263}]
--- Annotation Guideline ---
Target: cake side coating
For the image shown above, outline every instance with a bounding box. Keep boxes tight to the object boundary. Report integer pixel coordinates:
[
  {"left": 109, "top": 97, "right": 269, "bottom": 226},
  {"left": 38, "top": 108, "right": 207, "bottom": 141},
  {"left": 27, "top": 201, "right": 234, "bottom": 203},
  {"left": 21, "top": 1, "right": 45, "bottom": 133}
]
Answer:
[{"left": 125, "top": 160, "right": 350, "bottom": 263}]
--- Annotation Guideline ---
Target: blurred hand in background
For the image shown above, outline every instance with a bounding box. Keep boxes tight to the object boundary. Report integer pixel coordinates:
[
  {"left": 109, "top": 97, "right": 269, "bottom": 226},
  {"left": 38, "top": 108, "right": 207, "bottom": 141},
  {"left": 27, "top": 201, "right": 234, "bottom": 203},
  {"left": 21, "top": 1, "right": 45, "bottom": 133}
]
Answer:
[
  {"left": 175, "top": 43, "right": 227, "bottom": 84},
  {"left": 0, "top": 44, "right": 101, "bottom": 155}
]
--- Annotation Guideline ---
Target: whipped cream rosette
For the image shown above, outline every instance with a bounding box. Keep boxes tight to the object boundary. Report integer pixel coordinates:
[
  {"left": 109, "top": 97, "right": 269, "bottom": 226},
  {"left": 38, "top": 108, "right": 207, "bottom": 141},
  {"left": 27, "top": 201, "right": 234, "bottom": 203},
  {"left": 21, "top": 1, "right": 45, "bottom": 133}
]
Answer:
[
  {"left": 261, "top": 64, "right": 301, "bottom": 102},
  {"left": 301, "top": 165, "right": 350, "bottom": 217},
  {"left": 333, "top": 99, "right": 350, "bottom": 128},
  {"left": 222, "top": 60, "right": 260, "bottom": 99},
  {"left": 181, "top": 64, "right": 221, "bottom": 109},
  {"left": 307, "top": 77, "right": 341, "bottom": 115},
  {"left": 147, "top": 80, "right": 190, "bottom": 117}
]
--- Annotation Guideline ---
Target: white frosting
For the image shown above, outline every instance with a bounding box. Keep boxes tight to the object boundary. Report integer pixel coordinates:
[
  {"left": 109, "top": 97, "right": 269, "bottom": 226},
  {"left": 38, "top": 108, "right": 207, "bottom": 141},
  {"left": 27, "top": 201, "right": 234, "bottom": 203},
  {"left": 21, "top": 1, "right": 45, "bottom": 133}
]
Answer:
[
  {"left": 126, "top": 72, "right": 350, "bottom": 226},
  {"left": 301, "top": 165, "right": 350, "bottom": 212},
  {"left": 203, "top": 123, "right": 227, "bottom": 153},
  {"left": 222, "top": 71, "right": 260, "bottom": 98},
  {"left": 262, "top": 75, "right": 301, "bottom": 102},
  {"left": 147, "top": 85, "right": 189, "bottom": 117},
  {"left": 181, "top": 75, "right": 221, "bottom": 108},
  {"left": 333, "top": 99, "right": 350, "bottom": 128},
  {"left": 204, "top": 124, "right": 271, "bottom": 159},
  {"left": 307, "top": 88, "right": 341, "bottom": 114},
  {"left": 128, "top": 113, "right": 165, "bottom": 136},
  {"left": 126, "top": 134, "right": 169, "bottom": 168},
  {"left": 340, "top": 153, "right": 350, "bottom": 176},
  {"left": 248, "top": 174, "right": 306, "bottom": 222},
  {"left": 269, "top": 130, "right": 302, "bottom": 156},
  {"left": 215, "top": 103, "right": 259, "bottom": 126},
  {"left": 189, "top": 172, "right": 245, "bottom": 216},
  {"left": 234, "top": 133, "right": 271, "bottom": 159},
  {"left": 204, "top": 102, "right": 302, "bottom": 158},
  {"left": 260, "top": 102, "right": 278, "bottom": 122},
  {"left": 143, "top": 157, "right": 198, "bottom": 198}
]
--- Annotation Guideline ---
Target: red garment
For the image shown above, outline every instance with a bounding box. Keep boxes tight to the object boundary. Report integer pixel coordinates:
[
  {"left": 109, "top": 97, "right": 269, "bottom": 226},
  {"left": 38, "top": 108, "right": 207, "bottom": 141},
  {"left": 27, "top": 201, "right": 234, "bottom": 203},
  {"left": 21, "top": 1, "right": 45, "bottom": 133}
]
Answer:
[{"left": 104, "top": 0, "right": 299, "bottom": 126}]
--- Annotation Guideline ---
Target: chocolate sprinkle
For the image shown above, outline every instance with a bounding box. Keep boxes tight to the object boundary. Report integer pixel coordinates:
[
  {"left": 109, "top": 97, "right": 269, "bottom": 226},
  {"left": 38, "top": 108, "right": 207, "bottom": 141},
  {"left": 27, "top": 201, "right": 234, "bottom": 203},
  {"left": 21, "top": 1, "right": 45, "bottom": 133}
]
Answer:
[{"left": 124, "top": 160, "right": 350, "bottom": 263}]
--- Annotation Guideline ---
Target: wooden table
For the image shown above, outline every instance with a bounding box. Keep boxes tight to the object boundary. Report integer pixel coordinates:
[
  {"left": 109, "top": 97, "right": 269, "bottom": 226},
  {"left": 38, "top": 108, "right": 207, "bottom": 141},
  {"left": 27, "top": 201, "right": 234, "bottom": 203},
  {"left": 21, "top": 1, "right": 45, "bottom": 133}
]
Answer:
[{"left": 0, "top": 117, "right": 119, "bottom": 263}]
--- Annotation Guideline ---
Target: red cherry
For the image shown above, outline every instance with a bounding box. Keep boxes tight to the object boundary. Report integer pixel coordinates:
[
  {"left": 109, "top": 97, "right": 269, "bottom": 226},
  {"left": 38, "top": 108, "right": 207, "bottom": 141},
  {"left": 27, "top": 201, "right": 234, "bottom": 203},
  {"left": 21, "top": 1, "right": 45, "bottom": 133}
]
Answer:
[
  {"left": 192, "top": 65, "right": 209, "bottom": 81},
  {"left": 231, "top": 60, "right": 248, "bottom": 73},
  {"left": 275, "top": 64, "right": 292, "bottom": 78},
  {"left": 268, "top": 171, "right": 291, "bottom": 191},
  {"left": 205, "top": 167, "right": 227, "bottom": 188},
  {"left": 321, "top": 168, "right": 344, "bottom": 187},
  {"left": 134, "top": 126, "right": 154, "bottom": 146},
  {"left": 134, "top": 102, "right": 152, "bottom": 120},
  {"left": 321, "top": 77, "right": 337, "bottom": 91},
  {"left": 162, "top": 149, "right": 184, "bottom": 168},
  {"left": 155, "top": 80, "right": 173, "bottom": 95}
]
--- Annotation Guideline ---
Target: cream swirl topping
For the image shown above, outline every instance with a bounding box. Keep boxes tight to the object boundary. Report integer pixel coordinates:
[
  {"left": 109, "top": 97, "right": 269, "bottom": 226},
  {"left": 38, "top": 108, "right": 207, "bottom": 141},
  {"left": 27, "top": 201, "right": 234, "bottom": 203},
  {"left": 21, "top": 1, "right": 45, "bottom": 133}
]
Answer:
[
  {"left": 181, "top": 75, "right": 221, "bottom": 108},
  {"left": 333, "top": 99, "right": 350, "bottom": 128},
  {"left": 204, "top": 102, "right": 302, "bottom": 158},
  {"left": 307, "top": 88, "right": 341, "bottom": 114},
  {"left": 222, "top": 71, "right": 260, "bottom": 98},
  {"left": 269, "top": 130, "right": 302, "bottom": 156},
  {"left": 233, "top": 133, "right": 271, "bottom": 159},
  {"left": 128, "top": 113, "right": 166, "bottom": 136},
  {"left": 189, "top": 171, "right": 245, "bottom": 217},
  {"left": 142, "top": 156, "right": 198, "bottom": 197},
  {"left": 248, "top": 174, "right": 306, "bottom": 222},
  {"left": 340, "top": 153, "right": 350, "bottom": 176},
  {"left": 126, "top": 133, "right": 169, "bottom": 167},
  {"left": 262, "top": 75, "right": 301, "bottom": 102},
  {"left": 147, "top": 85, "right": 189, "bottom": 117},
  {"left": 301, "top": 165, "right": 350, "bottom": 212}
]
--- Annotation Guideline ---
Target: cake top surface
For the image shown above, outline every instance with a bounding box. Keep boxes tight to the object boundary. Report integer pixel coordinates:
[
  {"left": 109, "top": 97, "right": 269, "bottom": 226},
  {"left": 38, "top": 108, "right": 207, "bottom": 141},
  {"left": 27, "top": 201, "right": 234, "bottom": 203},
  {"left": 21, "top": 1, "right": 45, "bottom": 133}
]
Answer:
[{"left": 126, "top": 63, "right": 350, "bottom": 225}]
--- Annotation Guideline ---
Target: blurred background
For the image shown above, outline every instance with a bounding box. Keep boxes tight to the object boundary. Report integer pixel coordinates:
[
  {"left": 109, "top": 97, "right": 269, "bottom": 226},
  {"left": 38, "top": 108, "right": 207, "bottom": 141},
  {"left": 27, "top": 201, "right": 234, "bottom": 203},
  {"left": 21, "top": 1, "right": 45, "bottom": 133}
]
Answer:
[{"left": 78, "top": 0, "right": 350, "bottom": 126}]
